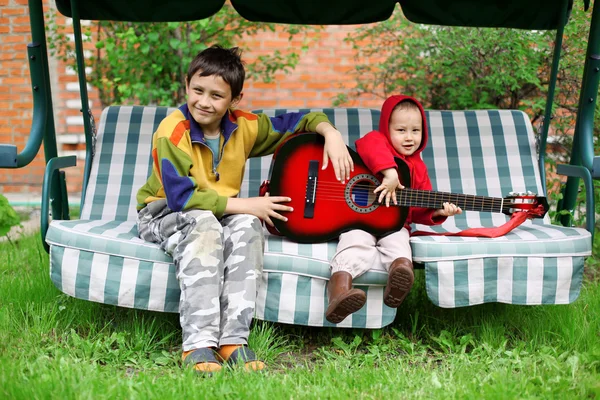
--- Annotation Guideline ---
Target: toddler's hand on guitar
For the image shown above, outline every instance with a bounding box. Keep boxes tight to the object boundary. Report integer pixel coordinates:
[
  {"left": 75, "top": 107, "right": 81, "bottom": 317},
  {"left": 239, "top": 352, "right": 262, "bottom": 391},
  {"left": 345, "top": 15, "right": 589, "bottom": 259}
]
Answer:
[
  {"left": 316, "top": 122, "right": 354, "bottom": 183},
  {"left": 226, "top": 194, "right": 293, "bottom": 227},
  {"left": 374, "top": 168, "right": 405, "bottom": 207},
  {"left": 433, "top": 202, "right": 463, "bottom": 217}
]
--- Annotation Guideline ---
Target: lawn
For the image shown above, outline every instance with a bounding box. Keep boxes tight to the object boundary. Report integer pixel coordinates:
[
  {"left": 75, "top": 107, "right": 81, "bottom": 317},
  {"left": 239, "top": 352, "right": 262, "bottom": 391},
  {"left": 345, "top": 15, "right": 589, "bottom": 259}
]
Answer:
[{"left": 0, "top": 232, "right": 598, "bottom": 399}]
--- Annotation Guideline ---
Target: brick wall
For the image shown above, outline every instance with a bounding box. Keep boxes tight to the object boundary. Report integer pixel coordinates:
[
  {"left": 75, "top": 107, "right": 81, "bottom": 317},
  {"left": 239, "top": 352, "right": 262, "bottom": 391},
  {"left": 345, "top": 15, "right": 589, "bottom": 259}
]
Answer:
[{"left": 0, "top": 1, "right": 382, "bottom": 196}]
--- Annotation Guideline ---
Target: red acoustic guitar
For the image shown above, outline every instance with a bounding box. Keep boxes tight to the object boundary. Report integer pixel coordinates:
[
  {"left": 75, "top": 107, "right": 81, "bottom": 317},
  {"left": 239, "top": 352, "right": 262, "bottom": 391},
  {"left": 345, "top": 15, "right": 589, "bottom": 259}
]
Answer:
[{"left": 265, "top": 133, "right": 548, "bottom": 243}]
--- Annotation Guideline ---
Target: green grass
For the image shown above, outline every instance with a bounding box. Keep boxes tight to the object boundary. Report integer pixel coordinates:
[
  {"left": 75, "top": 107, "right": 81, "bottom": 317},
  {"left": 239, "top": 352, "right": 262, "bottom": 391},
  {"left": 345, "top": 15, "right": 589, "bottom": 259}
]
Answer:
[{"left": 1, "top": 233, "right": 599, "bottom": 399}]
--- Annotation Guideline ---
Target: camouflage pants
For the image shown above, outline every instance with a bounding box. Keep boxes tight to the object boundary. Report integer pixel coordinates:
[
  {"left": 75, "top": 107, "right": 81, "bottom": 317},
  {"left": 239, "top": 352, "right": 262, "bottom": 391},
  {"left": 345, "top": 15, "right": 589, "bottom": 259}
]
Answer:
[{"left": 137, "top": 199, "right": 264, "bottom": 351}]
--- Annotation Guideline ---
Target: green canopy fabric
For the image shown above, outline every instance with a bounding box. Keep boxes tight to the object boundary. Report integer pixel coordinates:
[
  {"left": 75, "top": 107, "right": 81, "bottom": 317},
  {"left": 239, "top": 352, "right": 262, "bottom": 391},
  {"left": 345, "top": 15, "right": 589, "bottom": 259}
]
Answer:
[{"left": 56, "top": 0, "right": 581, "bottom": 29}]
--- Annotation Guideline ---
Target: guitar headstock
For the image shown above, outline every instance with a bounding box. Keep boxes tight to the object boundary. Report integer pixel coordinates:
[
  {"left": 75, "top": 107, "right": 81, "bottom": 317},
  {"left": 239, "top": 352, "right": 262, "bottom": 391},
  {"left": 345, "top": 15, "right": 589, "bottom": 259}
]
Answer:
[{"left": 503, "top": 191, "right": 549, "bottom": 218}]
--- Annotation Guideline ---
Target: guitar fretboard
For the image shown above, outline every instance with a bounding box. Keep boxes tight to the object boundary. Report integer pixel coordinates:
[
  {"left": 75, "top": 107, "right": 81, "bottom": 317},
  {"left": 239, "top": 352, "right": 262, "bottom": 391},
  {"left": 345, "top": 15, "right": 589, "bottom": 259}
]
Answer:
[{"left": 395, "top": 188, "right": 504, "bottom": 213}]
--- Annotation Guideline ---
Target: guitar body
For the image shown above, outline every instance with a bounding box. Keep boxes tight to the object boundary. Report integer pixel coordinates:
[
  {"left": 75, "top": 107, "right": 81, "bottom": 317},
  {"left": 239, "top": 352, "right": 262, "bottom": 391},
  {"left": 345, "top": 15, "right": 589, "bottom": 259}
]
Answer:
[{"left": 269, "top": 133, "right": 410, "bottom": 243}]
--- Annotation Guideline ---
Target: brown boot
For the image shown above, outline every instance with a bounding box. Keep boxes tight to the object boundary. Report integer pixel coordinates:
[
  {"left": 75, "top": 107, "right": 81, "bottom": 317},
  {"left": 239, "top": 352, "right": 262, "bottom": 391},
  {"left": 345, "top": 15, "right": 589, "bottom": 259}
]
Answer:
[
  {"left": 383, "top": 257, "right": 414, "bottom": 308},
  {"left": 325, "top": 271, "right": 367, "bottom": 324}
]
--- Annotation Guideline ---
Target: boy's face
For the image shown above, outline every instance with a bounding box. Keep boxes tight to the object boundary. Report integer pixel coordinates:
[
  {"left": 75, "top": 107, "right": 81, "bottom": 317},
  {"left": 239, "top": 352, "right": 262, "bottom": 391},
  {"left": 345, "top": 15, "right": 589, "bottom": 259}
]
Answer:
[
  {"left": 389, "top": 108, "right": 422, "bottom": 156},
  {"left": 186, "top": 72, "right": 242, "bottom": 131}
]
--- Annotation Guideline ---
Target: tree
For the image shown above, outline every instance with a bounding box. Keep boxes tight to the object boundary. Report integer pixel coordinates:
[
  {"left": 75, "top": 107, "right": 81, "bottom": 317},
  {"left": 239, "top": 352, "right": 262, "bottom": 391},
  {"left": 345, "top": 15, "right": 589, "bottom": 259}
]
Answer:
[
  {"left": 47, "top": 4, "right": 314, "bottom": 108},
  {"left": 335, "top": 10, "right": 551, "bottom": 117}
]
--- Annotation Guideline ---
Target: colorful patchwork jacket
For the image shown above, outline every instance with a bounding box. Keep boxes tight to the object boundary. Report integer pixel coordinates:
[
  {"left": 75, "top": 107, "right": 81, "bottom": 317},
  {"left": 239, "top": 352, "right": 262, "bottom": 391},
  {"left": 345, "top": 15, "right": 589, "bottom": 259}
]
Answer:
[{"left": 136, "top": 104, "right": 329, "bottom": 217}]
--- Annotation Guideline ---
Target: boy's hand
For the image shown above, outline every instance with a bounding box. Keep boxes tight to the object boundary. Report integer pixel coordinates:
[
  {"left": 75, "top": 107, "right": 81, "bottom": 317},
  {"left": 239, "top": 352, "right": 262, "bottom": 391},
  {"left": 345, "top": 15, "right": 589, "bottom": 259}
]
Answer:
[
  {"left": 226, "top": 194, "right": 293, "bottom": 227},
  {"left": 373, "top": 168, "right": 405, "bottom": 207},
  {"left": 316, "top": 122, "right": 354, "bottom": 183},
  {"left": 433, "top": 202, "right": 463, "bottom": 217}
]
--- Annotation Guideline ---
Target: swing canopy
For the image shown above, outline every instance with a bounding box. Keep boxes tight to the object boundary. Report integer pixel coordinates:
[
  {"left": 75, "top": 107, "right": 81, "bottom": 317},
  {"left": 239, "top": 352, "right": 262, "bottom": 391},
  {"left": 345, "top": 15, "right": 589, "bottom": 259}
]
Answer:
[{"left": 55, "top": 0, "right": 587, "bottom": 28}]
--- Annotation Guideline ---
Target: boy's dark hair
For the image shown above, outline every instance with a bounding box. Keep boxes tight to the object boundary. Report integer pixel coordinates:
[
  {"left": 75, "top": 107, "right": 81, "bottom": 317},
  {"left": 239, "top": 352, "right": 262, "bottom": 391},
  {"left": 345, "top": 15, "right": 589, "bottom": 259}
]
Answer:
[{"left": 187, "top": 45, "right": 245, "bottom": 98}]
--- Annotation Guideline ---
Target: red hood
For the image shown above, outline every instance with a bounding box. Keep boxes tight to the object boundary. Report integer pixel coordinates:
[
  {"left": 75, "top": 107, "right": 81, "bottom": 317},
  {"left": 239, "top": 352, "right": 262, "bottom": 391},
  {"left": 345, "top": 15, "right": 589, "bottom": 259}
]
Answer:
[{"left": 378, "top": 95, "right": 428, "bottom": 158}]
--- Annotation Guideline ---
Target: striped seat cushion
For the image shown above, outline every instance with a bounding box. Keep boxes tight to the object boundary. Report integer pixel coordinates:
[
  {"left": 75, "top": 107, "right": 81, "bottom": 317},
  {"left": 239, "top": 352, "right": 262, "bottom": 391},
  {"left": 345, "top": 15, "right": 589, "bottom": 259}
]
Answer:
[{"left": 46, "top": 106, "right": 591, "bottom": 328}]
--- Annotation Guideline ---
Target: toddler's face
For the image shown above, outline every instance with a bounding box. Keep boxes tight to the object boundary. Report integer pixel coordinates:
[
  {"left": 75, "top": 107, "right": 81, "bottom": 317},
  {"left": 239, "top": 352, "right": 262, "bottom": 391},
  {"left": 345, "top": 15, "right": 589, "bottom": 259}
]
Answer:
[
  {"left": 389, "top": 108, "right": 422, "bottom": 156},
  {"left": 186, "top": 72, "right": 241, "bottom": 130}
]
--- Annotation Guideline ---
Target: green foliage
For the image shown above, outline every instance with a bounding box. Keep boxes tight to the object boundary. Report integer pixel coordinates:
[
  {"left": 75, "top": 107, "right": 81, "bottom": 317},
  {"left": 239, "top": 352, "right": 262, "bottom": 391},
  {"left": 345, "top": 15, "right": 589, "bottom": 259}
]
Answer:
[
  {"left": 0, "top": 194, "right": 20, "bottom": 238},
  {"left": 336, "top": 12, "right": 551, "bottom": 113},
  {"left": 46, "top": 5, "right": 315, "bottom": 108}
]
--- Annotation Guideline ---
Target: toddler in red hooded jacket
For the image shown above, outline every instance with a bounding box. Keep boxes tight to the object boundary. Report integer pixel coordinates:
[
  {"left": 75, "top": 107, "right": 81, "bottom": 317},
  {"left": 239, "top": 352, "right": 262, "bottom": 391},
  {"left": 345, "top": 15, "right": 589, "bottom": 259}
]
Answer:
[{"left": 326, "top": 95, "right": 462, "bottom": 324}]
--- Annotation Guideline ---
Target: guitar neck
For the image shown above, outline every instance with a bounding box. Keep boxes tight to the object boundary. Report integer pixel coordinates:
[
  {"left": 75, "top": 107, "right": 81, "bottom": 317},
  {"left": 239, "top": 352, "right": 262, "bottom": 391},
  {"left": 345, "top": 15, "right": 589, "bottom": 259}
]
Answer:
[{"left": 396, "top": 188, "right": 505, "bottom": 214}]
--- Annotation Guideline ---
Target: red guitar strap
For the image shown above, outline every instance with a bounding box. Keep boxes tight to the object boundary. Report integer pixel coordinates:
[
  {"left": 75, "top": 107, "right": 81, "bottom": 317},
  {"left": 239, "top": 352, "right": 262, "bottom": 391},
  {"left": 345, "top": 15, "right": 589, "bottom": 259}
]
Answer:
[{"left": 411, "top": 204, "right": 547, "bottom": 238}]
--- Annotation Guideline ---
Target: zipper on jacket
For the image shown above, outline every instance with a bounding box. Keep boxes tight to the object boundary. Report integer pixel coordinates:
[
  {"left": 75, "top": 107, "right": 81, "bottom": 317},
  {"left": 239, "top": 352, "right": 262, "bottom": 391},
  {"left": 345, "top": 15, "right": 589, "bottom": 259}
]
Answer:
[
  {"left": 194, "top": 141, "right": 220, "bottom": 182},
  {"left": 194, "top": 126, "right": 237, "bottom": 182},
  {"left": 212, "top": 127, "right": 237, "bottom": 181}
]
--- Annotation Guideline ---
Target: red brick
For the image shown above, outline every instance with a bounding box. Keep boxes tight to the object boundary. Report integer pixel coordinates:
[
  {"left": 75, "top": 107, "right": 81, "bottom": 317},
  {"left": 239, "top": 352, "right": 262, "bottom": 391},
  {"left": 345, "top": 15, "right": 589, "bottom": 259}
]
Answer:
[
  {"left": 12, "top": 16, "right": 29, "bottom": 24},
  {"left": 1, "top": 61, "right": 26, "bottom": 69},
  {"left": 306, "top": 99, "right": 335, "bottom": 108},
  {"left": 306, "top": 82, "right": 332, "bottom": 90},
  {"left": 278, "top": 99, "right": 307, "bottom": 108},
  {"left": 11, "top": 85, "right": 34, "bottom": 94},
  {"left": 12, "top": 25, "right": 31, "bottom": 33},
  {"left": 251, "top": 82, "right": 277, "bottom": 90},
  {"left": 1, "top": 7, "right": 27, "bottom": 17}
]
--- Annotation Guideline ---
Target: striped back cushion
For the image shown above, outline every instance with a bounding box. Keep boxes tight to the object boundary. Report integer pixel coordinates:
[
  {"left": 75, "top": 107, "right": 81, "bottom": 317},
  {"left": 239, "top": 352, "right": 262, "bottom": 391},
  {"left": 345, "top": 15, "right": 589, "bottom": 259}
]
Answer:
[
  {"left": 82, "top": 106, "right": 544, "bottom": 227},
  {"left": 81, "top": 106, "right": 177, "bottom": 220},
  {"left": 420, "top": 110, "right": 547, "bottom": 230}
]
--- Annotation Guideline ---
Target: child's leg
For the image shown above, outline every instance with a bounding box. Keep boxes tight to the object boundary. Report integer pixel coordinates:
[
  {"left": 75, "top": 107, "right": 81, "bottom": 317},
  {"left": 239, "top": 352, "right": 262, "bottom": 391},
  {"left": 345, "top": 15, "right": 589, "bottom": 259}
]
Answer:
[
  {"left": 215, "top": 214, "right": 265, "bottom": 371},
  {"left": 326, "top": 230, "right": 380, "bottom": 323},
  {"left": 171, "top": 209, "right": 225, "bottom": 351},
  {"left": 138, "top": 200, "right": 224, "bottom": 350},
  {"left": 377, "top": 228, "right": 414, "bottom": 307},
  {"left": 377, "top": 228, "right": 412, "bottom": 266},
  {"left": 217, "top": 214, "right": 263, "bottom": 346},
  {"left": 137, "top": 201, "right": 225, "bottom": 373},
  {"left": 331, "top": 229, "right": 382, "bottom": 277}
]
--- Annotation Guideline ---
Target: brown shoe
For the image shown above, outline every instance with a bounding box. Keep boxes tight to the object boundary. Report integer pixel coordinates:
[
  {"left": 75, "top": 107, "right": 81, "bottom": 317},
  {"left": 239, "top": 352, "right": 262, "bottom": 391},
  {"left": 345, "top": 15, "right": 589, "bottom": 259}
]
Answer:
[
  {"left": 383, "top": 257, "right": 414, "bottom": 308},
  {"left": 325, "top": 271, "right": 367, "bottom": 324}
]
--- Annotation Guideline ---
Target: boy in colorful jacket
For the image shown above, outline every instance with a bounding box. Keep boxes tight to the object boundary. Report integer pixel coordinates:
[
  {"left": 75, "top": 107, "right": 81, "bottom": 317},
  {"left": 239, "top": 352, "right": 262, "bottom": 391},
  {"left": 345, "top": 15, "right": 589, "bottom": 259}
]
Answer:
[
  {"left": 325, "top": 95, "right": 462, "bottom": 324},
  {"left": 136, "top": 45, "right": 353, "bottom": 373}
]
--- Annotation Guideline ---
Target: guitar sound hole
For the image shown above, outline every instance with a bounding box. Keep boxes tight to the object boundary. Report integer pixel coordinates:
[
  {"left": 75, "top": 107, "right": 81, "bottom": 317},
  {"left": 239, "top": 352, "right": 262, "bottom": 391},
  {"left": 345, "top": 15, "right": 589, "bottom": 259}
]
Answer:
[
  {"left": 351, "top": 180, "right": 377, "bottom": 207},
  {"left": 345, "top": 175, "right": 380, "bottom": 213}
]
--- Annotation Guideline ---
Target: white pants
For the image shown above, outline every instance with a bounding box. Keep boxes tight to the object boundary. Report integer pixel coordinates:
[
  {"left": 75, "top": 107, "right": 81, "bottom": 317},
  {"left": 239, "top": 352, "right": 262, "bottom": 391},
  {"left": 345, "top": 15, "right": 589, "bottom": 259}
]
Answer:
[{"left": 330, "top": 228, "right": 412, "bottom": 279}]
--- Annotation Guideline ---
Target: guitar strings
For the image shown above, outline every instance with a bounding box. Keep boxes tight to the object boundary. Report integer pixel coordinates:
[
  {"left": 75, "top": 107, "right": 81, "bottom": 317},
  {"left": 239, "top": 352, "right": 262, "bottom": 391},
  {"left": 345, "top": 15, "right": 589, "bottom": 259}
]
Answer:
[
  {"left": 308, "top": 189, "right": 505, "bottom": 208},
  {"left": 306, "top": 181, "right": 507, "bottom": 200},
  {"left": 308, "top": 196, "right": 504, "bottom": 211},
  {"left": 308, "top": 188, "right": 504, "bottom": 208}
]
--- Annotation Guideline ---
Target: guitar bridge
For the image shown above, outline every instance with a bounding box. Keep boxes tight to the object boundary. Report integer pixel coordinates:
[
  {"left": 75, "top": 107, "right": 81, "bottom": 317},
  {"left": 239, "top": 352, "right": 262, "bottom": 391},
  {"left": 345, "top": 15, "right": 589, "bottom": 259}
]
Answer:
[{"left": 304, "top": 160, "right": 319, "bottom": 218}]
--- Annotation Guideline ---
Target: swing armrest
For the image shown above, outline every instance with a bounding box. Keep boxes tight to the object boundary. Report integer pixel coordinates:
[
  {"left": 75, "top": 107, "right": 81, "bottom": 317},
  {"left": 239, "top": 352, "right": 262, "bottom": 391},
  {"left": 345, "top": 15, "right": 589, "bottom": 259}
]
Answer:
[
  {"left": 592, "top": 156, "right": 600, "bottom": 179},
  {"left": 556, "top": 164, "right": 595, "bottom": 235},
  {"left": 0, "top": 145, "right": 17, "bottom": 168},
  {"left": 41, "top": 155, "right": 77, "bottom": 252}
]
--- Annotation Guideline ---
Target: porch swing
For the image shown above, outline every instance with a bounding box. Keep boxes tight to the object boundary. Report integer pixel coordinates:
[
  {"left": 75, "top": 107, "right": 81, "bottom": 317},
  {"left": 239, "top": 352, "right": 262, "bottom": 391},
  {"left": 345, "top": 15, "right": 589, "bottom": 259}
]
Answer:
[{"left": 0, "top": 0, "right": 595, "bottom": 328}]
